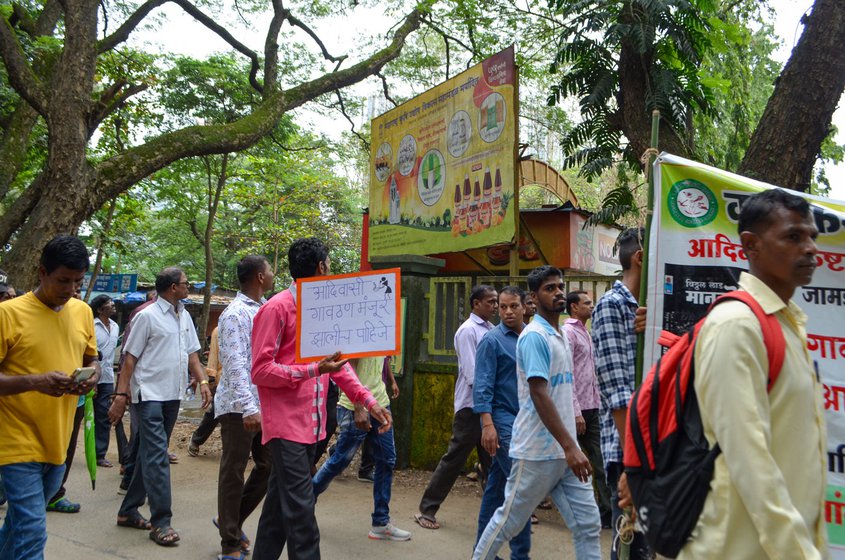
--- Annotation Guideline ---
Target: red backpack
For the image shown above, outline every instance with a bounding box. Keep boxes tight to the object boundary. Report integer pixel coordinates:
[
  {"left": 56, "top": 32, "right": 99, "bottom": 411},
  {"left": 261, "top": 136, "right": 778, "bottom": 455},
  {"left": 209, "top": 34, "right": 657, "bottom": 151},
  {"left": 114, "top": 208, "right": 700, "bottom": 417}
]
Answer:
[{"left": 622, "top": 290, "right": 785, "bottom": 558}]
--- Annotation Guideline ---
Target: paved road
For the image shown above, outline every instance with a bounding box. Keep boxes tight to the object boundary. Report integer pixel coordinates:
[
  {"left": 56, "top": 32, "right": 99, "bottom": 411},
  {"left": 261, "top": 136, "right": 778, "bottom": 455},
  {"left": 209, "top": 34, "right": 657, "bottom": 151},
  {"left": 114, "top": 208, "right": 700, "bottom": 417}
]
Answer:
[{"left": 34, "top": 419, "right": 612, "bottom": 559}]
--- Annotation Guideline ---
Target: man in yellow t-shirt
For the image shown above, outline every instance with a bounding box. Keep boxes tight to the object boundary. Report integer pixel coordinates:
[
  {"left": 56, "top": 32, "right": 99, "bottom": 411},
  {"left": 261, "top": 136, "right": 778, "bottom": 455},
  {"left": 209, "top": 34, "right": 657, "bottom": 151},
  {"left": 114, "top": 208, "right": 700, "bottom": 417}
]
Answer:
[{"left": 0, "top": 236, "right": 100, "bottom": 560}]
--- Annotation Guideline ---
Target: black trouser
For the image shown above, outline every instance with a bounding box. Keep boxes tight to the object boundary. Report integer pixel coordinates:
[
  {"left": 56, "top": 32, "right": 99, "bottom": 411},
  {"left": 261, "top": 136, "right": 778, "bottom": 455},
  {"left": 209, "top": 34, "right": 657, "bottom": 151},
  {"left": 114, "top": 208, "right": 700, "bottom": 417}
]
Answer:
[
  {"left": 418, "top": 407, "right": 491, "bottom": 517},
  {"left": 191, "top": 401, "right": 220, "bottom": 447},
  {"left": 577, "top": 408, "right": 612, "bottom": 522},
  {"left": 313, "top": 382, "right": 338, "bottom": 466},
  {"left": 50, "top": 404, "right": 85, "bottom": 502},
  {"left": 218, "top": 413, "right": 271, "bottom": 554},
  {"left": 253, "top": 438, "right": 320, "bottom": 560}
]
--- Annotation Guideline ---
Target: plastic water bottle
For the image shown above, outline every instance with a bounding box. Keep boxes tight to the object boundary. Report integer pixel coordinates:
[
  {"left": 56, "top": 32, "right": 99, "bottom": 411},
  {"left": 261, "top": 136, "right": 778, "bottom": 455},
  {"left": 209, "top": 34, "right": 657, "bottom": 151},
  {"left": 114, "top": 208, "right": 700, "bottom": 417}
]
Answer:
[{"left": 186, "top": 386, "right": 195, "bottom": 401}]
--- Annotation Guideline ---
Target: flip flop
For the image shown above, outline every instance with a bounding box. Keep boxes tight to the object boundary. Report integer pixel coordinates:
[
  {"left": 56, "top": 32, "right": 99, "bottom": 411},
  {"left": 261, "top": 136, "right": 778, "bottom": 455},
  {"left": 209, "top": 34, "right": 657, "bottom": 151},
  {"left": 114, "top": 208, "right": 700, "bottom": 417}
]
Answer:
[
  {"left": 213, "top": 517, "right": 250, "bottom": 552},
  {"left": 218, "top": 553, "right": 246, "bottom": 560},
  {"left": 413, "top": 513, "right": 440, "bottom": 530},
  {"left": 149, "top": 526, "right": 180, "bottom": 547},
  {"left": 117, "top": 515, "right": 151, "bottom": 530},
  {"left": 168, "top": 452, "right": 179, "bottom": 464}
]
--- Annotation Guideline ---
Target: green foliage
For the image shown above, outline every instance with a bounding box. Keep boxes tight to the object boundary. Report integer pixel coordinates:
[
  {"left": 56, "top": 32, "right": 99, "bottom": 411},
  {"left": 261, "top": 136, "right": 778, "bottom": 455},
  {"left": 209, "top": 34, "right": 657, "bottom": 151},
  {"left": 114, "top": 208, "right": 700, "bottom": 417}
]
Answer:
[
  {"left": 692, "top": 3, "right": 781, "bottom": 171},
  {"left": 548, "top": 0, "right": 718, "bottom": 179}
]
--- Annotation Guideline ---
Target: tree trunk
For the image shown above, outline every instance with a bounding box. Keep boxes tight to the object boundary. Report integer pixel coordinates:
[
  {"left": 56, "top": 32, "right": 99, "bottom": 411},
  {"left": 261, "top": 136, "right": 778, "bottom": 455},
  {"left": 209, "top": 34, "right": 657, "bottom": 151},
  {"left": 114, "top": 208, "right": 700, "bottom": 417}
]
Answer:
[
  {"left": 83, "top": 197, "right": 117, "bottom": 302},
  {"left": 616, "top": 4, "right": 690, "bottom": 165},
  {"left": 738, "top": 0, "right": 845, "bottom": 190},
  {"left": 197, "top": 153, "right": 228, "bottom": 351}
]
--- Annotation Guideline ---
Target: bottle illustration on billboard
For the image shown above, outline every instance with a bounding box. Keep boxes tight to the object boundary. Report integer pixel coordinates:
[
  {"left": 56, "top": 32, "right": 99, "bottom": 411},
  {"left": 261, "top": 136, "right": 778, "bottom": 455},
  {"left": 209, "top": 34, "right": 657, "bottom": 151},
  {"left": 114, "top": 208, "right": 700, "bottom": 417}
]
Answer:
[
  {"left": 448, "top": 110, "right": 472, "bottom": 158},
  {"left": 388, "top": 176, "right": 401, "bottom": 224}
]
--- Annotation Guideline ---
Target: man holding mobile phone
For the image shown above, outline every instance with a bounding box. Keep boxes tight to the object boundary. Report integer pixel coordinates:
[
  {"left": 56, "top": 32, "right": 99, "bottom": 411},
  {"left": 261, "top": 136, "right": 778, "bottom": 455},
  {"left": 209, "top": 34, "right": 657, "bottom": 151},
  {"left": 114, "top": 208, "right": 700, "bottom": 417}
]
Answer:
[{"left": 0, "top": 236, "right": 100, "bottom": 560}]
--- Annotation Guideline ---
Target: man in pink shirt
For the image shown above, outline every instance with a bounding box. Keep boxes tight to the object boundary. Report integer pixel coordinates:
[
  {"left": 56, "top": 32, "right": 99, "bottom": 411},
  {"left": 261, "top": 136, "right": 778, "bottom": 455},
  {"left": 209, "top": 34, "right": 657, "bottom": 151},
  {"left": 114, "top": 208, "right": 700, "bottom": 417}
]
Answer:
[
  {"left": 562, "top": 290, "right": 611, "bottom": 528},
  {"left": 250, "top": 237, "right": 392, "bottom": 560}
]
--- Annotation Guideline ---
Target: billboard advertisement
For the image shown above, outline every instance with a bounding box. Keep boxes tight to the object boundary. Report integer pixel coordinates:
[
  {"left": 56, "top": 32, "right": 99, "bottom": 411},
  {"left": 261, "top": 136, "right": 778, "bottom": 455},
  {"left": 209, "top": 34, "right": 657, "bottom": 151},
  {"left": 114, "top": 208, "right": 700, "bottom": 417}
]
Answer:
[{"left": 368, "top": 46, "right": 517, "bottom": 257}]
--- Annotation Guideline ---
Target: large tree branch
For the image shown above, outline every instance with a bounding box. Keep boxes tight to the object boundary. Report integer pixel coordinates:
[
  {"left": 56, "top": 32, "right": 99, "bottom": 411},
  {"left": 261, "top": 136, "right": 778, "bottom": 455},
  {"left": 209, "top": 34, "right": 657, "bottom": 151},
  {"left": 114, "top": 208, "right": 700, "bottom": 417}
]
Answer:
[
  {"left": 263, "top": 0, "right": 285, "bottom": 93},
  {"left": 94, "top": 8, "right": 421, "bottom": 202},
  {"left": 0, "top": 16, "right": 48, "bottom": 116},
  {"left": 335, "top": 90, "right": 369, "bottom": 150},
  {"left": 284, "top": 10, "right": 348, "bottom": 68},
  {"left": 98, "top": 0, "right": 263, "bottom": 94},
  {"left": 88, "top": 82, "right": 149, "bottom": 135}
]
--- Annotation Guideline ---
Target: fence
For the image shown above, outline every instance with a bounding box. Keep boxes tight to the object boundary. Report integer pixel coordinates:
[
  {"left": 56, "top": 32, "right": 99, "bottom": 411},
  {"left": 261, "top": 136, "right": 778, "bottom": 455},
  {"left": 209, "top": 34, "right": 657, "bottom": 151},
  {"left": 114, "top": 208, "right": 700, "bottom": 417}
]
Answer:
[{"left": 425, "top": 274, "right": 616, "bottom": 356}]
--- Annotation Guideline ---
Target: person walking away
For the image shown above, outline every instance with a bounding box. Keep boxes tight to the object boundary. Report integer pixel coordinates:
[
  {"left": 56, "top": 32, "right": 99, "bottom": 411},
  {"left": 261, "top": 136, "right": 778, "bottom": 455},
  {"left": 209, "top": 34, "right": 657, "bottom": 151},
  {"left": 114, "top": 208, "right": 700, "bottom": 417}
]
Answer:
[{"left": 415, "top": 284, "right": 497, "bottom": 530}]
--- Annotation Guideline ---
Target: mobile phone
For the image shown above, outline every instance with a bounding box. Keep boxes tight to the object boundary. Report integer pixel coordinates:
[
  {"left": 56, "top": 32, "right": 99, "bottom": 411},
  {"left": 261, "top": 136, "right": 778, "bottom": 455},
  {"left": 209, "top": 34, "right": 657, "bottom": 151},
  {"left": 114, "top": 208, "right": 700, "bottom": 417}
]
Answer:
[{"left": 72, "top": 367, "right": 96, "bottom": 383}]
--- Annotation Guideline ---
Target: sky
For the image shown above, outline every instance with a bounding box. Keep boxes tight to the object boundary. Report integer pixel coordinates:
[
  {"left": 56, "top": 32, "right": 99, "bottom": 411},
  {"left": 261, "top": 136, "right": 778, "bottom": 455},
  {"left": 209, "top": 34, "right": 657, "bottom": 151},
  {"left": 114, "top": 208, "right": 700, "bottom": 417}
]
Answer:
[{"left": 128, "top": 0, "right": 845, "bottom": 200}]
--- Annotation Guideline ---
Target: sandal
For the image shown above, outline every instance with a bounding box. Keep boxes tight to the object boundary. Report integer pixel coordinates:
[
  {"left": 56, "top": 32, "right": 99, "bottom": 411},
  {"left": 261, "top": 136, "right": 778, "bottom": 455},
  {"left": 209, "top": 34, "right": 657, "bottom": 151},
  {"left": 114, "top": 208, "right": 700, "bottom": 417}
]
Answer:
[
  {"left": 97, "top": 458, "right": 114, "bottom": 468},
  {"left": 149, "top": 526, "right": 180, "bottom": 547},
  {"left": 188, "top": 443, "right": 200, "bottom": 457},
  {"left": 213, "top": 517, "right": 250, "bottom": 552},
  {"left": 413, "top": 512, "right": 440, "bottom": 530},
  {"left": 47, "top": 497, "right": 80, "bottom": 513},
  {"left": 168, "top": 452, "right": 179, "bottom": 464},
  {"left": 218, "top": 553, "right": 246, "bottom": 560},
  {"left": 117, "top": 515, "right": 151, "bottom": 530},
  {"left": 530, "top": 514, "right": 539, "bottom": 525}
]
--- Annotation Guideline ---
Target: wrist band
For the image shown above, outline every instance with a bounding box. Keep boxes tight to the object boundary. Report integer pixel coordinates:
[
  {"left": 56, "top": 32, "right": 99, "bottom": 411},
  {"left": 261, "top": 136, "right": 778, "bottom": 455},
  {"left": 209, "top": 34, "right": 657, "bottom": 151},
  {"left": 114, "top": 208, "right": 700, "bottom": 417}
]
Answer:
[
  {"left": 199, "top": 380, "right": 209, "bottom": 385},
  {"left": 112, "top": 392, "right": 129, "bottom": 399}
]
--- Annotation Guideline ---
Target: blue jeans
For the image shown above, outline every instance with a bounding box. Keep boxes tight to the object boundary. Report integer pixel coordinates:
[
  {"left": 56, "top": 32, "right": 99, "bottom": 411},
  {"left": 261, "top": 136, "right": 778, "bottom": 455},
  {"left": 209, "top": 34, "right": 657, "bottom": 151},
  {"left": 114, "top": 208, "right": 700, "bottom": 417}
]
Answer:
[
  {"left": 473, "top": 458, "right": 601, "bottom": 560},
  {"left": 0, "top": 462, "right": 65, "bottom": 560},
  {"left": 312, "top": 406, "right": 396, "bottom": 526},
  {"left": 118, "top": 400, "right": 179, "bottom": 529},
  {"left": 476, "top": 431, "right": 530, "bottom": 560}
]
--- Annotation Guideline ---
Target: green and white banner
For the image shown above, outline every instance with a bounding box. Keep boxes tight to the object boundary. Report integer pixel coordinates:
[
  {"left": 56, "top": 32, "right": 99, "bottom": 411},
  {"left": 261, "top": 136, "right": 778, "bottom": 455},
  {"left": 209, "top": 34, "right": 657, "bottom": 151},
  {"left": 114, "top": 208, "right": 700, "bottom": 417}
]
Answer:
[{"left": 646, "top": 153, "right": 845, "bottom": 554}]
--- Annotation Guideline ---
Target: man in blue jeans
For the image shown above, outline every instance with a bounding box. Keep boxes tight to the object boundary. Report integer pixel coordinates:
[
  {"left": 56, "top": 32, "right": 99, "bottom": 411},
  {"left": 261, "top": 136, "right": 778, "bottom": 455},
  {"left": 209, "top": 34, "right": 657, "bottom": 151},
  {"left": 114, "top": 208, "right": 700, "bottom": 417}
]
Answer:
[
  {"left": 312, "top": 356, "right": 410, "bottom": 541},
  {"left": 108, "top": 267, "right": 212, "bottom": 547},
  {"left": 0, "top": 236, "right": 100, "bottom": 559},
  {"left": 473, "top": 286, "right": 531, "bottom": 559},
  {"left": 474, "top": 266, "right": 601, "bottom": 560}
]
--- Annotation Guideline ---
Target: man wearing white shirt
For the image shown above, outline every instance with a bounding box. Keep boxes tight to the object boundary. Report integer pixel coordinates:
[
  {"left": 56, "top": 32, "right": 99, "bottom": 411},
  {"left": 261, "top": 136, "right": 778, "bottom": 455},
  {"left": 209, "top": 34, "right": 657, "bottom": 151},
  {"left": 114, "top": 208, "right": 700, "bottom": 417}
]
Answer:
[
  {"left": 214, "top": 256, "right": 275, "bottom": 559},
  {"left": 416, "top": 284, "right": 497, "bottom": 530},
  {"left": 90, "top": 295, "right": 122, "bottom": 468},
  {"left": 108, "top": 267, "right": 211, "bottom": 547}
]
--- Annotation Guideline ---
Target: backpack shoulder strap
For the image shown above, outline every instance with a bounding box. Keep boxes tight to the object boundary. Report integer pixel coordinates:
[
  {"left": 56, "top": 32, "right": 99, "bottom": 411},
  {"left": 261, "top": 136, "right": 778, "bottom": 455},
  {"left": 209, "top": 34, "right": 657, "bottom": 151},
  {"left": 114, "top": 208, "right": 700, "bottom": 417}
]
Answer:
[{"left": 709, "top": 290, "right": 786, "bottom": 392}]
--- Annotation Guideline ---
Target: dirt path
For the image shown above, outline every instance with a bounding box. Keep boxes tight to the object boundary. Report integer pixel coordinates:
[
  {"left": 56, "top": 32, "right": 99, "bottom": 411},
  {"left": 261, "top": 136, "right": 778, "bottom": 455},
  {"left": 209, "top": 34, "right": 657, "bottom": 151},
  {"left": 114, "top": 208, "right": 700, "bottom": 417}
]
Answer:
[{"left": 36, "top": 420, "right": 612, "bottom": 559}]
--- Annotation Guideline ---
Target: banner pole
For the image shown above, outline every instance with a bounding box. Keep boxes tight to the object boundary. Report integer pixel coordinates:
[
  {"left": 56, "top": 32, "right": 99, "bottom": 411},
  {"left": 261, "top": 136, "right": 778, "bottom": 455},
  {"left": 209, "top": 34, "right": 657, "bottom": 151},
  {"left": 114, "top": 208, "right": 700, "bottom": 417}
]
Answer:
[{"left": 634, "top": 110, "right": 660, "bottom": 388}]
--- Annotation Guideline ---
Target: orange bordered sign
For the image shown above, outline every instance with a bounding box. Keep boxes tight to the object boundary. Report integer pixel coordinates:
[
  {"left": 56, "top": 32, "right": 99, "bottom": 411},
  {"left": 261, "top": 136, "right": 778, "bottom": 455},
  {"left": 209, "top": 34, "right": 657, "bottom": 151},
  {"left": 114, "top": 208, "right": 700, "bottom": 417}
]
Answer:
[{"left": 295, "top": 268, "right": 402, "bottom": 363}]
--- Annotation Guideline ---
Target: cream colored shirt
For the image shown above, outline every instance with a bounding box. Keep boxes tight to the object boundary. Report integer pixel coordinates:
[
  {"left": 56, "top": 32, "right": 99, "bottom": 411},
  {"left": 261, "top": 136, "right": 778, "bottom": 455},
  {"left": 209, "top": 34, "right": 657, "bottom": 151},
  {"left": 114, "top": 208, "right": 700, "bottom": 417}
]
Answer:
[{"left": 680, "top": 272, "right": 827, "bottom": 559}]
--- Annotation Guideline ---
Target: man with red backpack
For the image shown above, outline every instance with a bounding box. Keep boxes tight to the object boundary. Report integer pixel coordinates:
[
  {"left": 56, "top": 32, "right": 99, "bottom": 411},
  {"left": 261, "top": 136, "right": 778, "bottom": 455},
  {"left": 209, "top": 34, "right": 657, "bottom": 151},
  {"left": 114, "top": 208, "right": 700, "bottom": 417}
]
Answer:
[{"left": 621, "top": 188, "right": 827, "bottom": 558}]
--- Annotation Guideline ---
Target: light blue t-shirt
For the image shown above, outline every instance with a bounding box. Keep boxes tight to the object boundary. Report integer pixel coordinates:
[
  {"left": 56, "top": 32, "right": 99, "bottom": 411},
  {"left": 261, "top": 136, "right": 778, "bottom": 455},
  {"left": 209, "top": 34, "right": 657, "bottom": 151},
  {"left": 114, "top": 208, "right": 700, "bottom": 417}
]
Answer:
[{"left": 510, "top": 314, "right": 577, "bottom": 461}]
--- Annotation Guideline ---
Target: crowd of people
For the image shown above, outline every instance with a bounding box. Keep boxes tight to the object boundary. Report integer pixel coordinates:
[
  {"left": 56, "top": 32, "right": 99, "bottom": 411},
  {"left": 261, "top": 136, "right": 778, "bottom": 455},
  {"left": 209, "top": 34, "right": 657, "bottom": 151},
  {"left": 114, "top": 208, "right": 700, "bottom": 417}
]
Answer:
[{"left": 0, "top": 188, "right": 829, "bottom": 559}]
